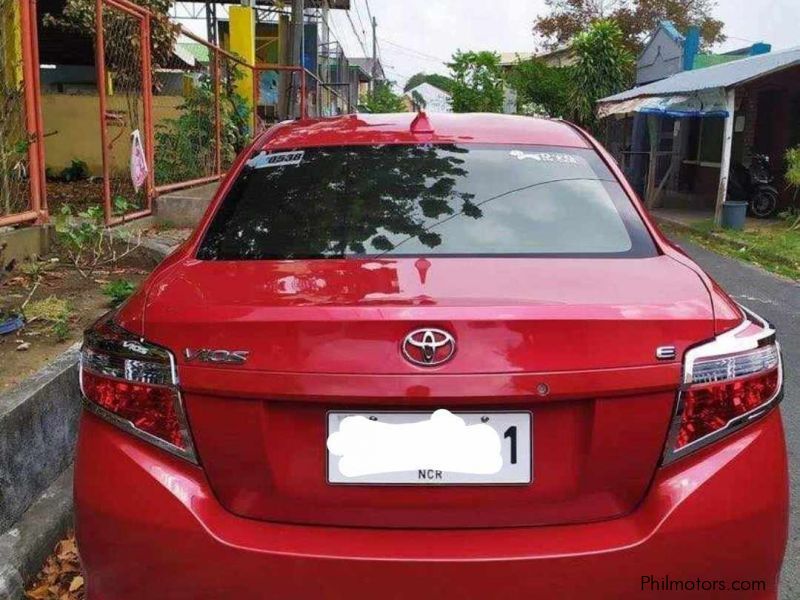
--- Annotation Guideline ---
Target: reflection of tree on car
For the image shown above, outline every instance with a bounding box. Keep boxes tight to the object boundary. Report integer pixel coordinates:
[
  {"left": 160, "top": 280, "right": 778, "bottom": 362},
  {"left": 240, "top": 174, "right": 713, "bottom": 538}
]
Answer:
[
  {"left": 201, "top": 144, "right": 480, "bottom": 259},
  {"left": 200, "top": 142, "right": 637, "bottom": 261}
]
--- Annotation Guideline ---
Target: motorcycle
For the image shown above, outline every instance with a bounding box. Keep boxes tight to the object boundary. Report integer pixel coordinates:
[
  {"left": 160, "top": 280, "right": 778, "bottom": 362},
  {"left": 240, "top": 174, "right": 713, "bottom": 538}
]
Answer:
[{"left": 727, "top": 154, "right": 780, "bottom": 218}]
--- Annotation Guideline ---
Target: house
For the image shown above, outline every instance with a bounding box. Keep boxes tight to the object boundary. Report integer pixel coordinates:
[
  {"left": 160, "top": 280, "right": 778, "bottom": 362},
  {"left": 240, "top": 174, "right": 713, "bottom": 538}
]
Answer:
[
  {"left": 349, "top": 57, "right": 386, "bottom": 99},
  {"left": 404, "top": 82, "right": 452, "bottom": 113},
  {"left": 599, "top": 44, "right": 800, "bottom": 224},
  {"left": 637, "top": 20, "right": 770, "bottom": 85},
  {"left": 498, "top": 45, "right": 576, "bottom": 73}
]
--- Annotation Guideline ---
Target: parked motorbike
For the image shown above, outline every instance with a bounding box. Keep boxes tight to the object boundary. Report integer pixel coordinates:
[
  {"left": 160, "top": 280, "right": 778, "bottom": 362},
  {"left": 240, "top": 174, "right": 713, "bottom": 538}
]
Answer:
[{"left": 727, "top": 154, "right": 780, "bottom": 218}]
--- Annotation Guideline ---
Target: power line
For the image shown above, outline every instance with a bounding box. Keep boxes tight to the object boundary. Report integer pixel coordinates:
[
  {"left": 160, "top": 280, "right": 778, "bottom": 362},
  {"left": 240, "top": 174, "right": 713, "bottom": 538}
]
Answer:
[
  {"left": 378, "top": 37, "right": 448, "bottom": 63},
  {"left": 344, "top": 9, "right": 370, "bottom": 56},
  {"left": 363, "top": 0, "right": 374, "bottom": 26},
  {"left": 726, "top": 34, "right": 759, "bottom": 44},
  {"left": 352, "top": 0, "right": 368, "bottom": 44}
]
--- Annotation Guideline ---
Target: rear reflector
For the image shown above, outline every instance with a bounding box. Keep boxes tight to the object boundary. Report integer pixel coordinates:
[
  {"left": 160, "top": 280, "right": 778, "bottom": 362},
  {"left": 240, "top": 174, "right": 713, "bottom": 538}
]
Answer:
[
  {"left": 80, "top": 315, "right": 196, "bottom": 462},
  {"left": 663, "top": 306, "right": 783, "bottom": 464}
]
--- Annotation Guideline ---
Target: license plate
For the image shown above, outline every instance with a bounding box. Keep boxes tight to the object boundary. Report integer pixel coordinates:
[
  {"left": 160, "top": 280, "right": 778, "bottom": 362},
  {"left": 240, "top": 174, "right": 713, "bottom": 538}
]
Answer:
[{"left": 326, "top": 409, "right": 532, "bottom": 485}]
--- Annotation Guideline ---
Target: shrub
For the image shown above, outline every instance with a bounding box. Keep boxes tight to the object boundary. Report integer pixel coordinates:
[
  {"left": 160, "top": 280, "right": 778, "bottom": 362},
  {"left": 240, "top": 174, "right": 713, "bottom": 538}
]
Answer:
[
  {"left": 54, "top": 203, "right": 141, "bottom": 278},
  {"left": 783, "top": 146, "right": 800, "bottom": 229},
  {"left": 155, "top": 72, "right": 250, "bottom": 185},
  {"left": 59, "top": 159, "right": 89, "bottom": 182},
  {"left": 103, "top": 280, "right": 136, "bottom": 306}
]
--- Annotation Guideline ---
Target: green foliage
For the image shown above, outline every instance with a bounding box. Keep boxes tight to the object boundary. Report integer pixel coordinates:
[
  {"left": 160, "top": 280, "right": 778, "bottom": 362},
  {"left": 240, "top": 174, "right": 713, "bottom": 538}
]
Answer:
[
  {"left": 448, "top": 50, "right": 505, "bottom": 113},
  {"left": 507, "top": 59, "right": 575, "bottom": 118},
  {"left": 360, "top": 81, "right": 407, "bottom": 113},
  {"left": 783, "top": 146, "right": 800, "bottom": 230},
  {"left": 785, "top": 146, "right": 800, "bottom": 188},
  {"left": 54, "top": 203, "right": 141, "bottom": 278},
  {"left": 23, "top": 296, "right": 72, "bottom": 341},
  {"left": 59, "top": 159, "right": 89, "bottom": 182},
  {"left": 533, "top": 0, "right": 725, "bottom": 54},
  {"left": 103, "top": 279, "right": 136, "bottom": 306},
  {"left": 155, "top": 73, "right": 250, "bottom": 185},
  {"left": 113, "top": 195, "right": 133, "bottom": 216},
  {"left": 44, "top": 0, "right": 178, "bottom": 83},
  {"left": 55, "top": 204, "right": 105, "bottom": 256},
  {"left": 403, "top": 73, "right": 456, "bottom": 94},
  {"left": 20, "top": 257, "right": 50, "bottom": 279},
  {"left": 570, "top": 20, "right": 633, "bottom": 130},
  {"left": 52, "top": 318, "right": 70, "bottom": 342}
]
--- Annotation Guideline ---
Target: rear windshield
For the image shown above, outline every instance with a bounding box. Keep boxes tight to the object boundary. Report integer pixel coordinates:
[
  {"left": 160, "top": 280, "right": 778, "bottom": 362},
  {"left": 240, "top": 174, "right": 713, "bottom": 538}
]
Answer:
[{"left": 197, "top": 144, "right": 657, "bottom": 260}]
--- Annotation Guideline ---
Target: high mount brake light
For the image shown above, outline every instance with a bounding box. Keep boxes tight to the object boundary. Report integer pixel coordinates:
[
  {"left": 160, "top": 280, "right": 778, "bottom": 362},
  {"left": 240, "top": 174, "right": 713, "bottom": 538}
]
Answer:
[
  {"left": 663, "top": 305, "right": 783, "bottom": 465},
  {"left": 79, "top": 315, "right": 197, "bottom": 462}
]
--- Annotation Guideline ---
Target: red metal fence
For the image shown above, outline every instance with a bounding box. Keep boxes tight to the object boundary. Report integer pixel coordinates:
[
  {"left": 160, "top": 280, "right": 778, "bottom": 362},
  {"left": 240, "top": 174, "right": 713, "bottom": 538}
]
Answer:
[
  {"left": 95, "top": 0, "right": 154, "bottom": 224},
  {"left": 3, "top": 0, "right": 352, "bottom": 229},
  {"left": 0, "top": 0, "right": 46, "bottom": 227}
]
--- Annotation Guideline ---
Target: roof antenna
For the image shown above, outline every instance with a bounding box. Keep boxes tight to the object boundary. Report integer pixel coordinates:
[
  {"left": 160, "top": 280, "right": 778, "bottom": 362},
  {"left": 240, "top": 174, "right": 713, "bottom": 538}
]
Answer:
[{"left": 410, "top": 110, "right": 434, "bottom": 134}]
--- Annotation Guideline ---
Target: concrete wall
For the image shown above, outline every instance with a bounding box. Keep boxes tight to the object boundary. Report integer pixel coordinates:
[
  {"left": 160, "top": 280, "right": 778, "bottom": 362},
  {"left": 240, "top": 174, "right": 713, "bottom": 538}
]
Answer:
[
  {"left": 41, "top": 93, "right": 184, "bottom": 174},
  {"left": 0, "top": 346, "right": 81, "bottom": 532}
]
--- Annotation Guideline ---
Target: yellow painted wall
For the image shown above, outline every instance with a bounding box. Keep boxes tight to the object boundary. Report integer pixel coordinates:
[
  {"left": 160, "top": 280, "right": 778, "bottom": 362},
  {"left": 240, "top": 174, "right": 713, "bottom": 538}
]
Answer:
[
  {"left": 228, "top": 6, "right": 256, "bottom": 103},
  {"left": 1, "top": 0, "right": 22, "bottom": 88},
  {"left": 42, "top": 94, "right": 183, "bottom": 175},
  {"left": 229, "top": 6, "right": 255, "bottom": 128}
]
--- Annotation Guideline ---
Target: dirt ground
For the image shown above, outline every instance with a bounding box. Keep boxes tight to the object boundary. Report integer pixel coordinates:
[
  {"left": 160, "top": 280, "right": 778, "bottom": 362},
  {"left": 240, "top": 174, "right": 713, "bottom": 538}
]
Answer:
[
  {"left": 46, "top": 179, "right": 148, "bottom": 215},
  {"left": 0, "top": 242, "right": 160, "bottom": 392}
]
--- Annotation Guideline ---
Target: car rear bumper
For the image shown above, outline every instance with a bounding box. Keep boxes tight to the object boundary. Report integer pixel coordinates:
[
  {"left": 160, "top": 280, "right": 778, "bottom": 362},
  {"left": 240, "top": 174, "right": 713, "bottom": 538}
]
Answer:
[{"left": 75, "top": 409, "right": 788, "bottom": 600}]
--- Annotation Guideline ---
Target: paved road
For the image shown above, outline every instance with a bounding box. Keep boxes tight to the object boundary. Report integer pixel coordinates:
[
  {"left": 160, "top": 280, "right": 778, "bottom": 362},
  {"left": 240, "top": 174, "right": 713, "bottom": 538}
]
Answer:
[{"left": 670, "top": 236, "right": 800, "bottom": 598}]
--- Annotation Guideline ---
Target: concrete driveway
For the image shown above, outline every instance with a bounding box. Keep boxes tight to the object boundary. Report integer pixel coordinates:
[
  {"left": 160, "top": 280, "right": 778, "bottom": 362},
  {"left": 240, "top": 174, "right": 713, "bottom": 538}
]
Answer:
[{"left": 670, "top": 236, "right": 799, "bottom": 599}]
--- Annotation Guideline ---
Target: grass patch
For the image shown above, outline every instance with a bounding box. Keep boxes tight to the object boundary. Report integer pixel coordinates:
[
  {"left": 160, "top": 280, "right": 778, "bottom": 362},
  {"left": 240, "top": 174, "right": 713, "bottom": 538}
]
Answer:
[
  {"left": 23, "top": 296, "right": 73, "bottom": 342},
  {"left": 660, "top": 219, "right": 800, "bottom": 281}
]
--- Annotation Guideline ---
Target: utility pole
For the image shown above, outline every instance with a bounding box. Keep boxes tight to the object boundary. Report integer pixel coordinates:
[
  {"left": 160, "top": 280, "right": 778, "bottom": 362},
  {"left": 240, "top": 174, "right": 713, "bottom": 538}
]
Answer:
[
  {"left": 290, "top": 0, "right": 304, "bottom": 117},
  {"left": 371, "top": 15, "right": 377, "bottom": 94}
]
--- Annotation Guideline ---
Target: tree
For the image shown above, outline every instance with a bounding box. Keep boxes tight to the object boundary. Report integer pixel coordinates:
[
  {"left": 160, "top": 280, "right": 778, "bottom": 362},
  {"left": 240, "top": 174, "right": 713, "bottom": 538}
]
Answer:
[
  {"left": 533, "top": 0, "right": 725, "bottom": 53},
  {"left": 506, "top": 59, "right": 574, "bottom": 119},
  {"left": 448, "top": 51, "right": 505, "bottom": 113},
  {"left": 403, "top": 73, "right": 456, "bottom": 94},
  {"left": 45, "top": 0, "right": 178, "bottom": 79},
  {"left": 361, "top": 81, "right": 408, "bottom": 113},
  {"left": 570, "top": 19, "right": 634, "bottom": 129}
]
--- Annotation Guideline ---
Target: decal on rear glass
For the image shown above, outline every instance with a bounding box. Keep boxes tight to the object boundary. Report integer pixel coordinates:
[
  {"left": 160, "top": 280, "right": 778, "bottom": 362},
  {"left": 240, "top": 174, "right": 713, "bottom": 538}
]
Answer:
[
  {"left": 246, "top": 150, "right": 305, "bottom": 169},
  {"left": 509, "top": 150, "right": 579, "bottom": 164}
]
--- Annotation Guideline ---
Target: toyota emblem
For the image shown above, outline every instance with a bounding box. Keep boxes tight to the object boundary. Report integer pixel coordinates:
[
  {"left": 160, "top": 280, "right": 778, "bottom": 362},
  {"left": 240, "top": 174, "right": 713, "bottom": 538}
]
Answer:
[{"left": 402, "top": 328, "right": 456, "bottom": 367}]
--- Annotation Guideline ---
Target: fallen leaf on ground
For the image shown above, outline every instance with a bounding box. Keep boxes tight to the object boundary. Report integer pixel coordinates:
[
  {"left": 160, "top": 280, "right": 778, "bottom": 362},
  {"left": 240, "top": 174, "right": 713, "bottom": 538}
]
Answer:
[
  {"left": 68, "top": 576, "right": 83, "bottom": 592},
  {"left": 25, "top": 533, "right": 85, "bottom": 600}
]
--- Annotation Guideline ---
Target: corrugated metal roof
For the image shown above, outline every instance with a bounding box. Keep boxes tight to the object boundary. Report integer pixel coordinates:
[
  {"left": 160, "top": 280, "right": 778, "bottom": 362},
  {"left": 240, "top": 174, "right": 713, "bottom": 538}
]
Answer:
[{"left": 600, "top": 45, "right": 800, "bottom": 103}]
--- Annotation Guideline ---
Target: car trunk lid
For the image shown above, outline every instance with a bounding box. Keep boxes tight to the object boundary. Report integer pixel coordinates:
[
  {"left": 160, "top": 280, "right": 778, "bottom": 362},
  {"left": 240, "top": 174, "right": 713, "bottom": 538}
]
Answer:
[{"left": 132, "top": 255, "right": 715, "bottom": 528}]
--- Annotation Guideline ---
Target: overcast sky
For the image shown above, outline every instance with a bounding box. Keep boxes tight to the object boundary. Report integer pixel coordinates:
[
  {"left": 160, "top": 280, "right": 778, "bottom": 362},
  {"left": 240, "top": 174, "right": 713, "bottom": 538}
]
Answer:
[
  {"left": 328, "top": 0, "right": 800, "bottom": 88},
  {"left": 177, "top": 1, "right": 800, "bottom": 89}
]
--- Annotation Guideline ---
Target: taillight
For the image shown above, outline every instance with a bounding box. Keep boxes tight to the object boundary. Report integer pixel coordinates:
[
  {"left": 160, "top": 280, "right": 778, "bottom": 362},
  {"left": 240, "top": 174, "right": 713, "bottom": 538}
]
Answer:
[
  {"left": 79, "top": 314, "right": 197, "bottom": 462},
  {"left": 663, "top": 305, "right": 783, "bottom": 464}
]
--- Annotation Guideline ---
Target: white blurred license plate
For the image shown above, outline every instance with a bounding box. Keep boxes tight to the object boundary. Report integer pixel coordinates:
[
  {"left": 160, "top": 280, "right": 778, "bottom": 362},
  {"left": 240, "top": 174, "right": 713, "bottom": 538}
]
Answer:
[{"left": 326, "top": 410, "right": 532, "bottom": 485}]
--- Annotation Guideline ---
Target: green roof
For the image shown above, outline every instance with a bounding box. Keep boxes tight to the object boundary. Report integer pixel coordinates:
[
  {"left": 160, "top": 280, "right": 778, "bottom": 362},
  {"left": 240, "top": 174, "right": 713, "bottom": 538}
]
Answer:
[
  {"left": 693, "top": 53, "right": 743, "bottom": 70},
  {"left": 177, "top": 42, "right": 210, "bottom": 64}
]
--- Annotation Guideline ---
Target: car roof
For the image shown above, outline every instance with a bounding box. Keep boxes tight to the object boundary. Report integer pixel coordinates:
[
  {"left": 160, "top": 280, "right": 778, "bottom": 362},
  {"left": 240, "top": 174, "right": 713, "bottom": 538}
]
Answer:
[{"left": 259, "top": 112, "right": 591, "bottom": 150}]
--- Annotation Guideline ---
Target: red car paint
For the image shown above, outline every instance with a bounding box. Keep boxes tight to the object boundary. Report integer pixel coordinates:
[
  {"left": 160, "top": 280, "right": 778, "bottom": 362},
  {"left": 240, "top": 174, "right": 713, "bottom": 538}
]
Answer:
[{"left": 75, "top": 113, "right": 788, "bottom": 598}]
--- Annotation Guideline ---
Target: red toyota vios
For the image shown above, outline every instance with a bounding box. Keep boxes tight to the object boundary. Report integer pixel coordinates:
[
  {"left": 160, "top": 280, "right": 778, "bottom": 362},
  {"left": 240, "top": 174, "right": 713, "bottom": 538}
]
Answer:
[{"left": 75, "top": 113, "right": 788, "bottom": 599}]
